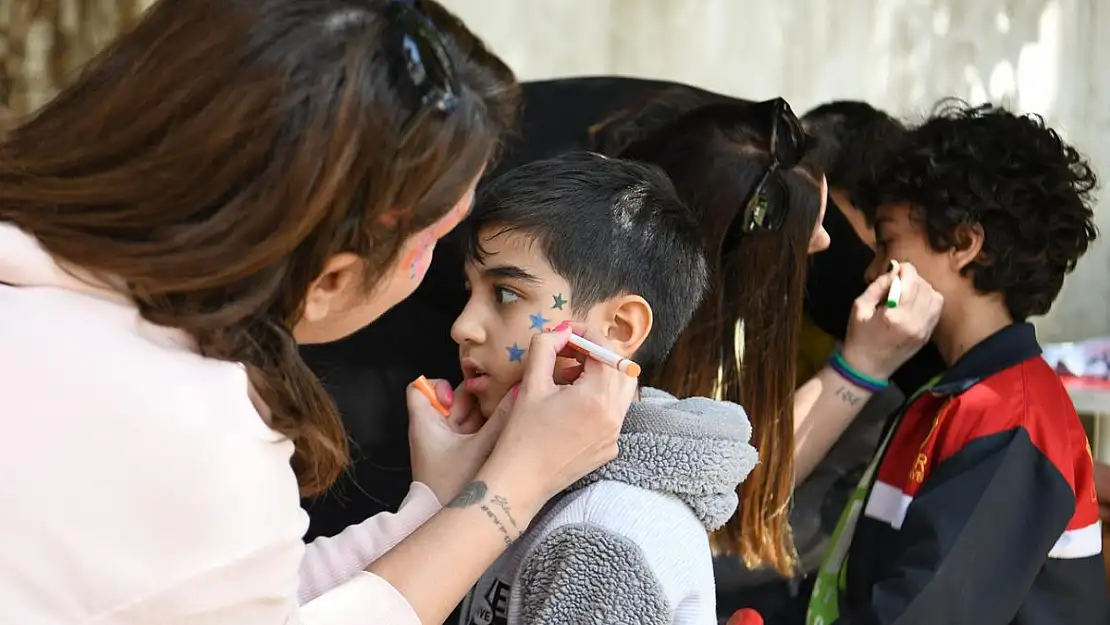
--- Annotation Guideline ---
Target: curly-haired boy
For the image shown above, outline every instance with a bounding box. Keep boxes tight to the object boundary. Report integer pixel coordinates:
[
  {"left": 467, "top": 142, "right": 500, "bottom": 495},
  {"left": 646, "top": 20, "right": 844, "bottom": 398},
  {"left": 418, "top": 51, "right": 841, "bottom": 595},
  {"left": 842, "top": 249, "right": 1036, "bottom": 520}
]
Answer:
[{"left": 806, "top": 102, "right": 1108, "bottom": 625}]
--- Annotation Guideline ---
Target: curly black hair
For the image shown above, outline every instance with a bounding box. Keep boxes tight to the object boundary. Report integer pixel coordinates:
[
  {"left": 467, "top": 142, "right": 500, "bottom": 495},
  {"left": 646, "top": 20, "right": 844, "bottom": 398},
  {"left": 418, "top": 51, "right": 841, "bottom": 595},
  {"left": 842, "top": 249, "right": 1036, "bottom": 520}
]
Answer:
[{"left": 859, "top": 100, "right": 1098, "bottom": 320}]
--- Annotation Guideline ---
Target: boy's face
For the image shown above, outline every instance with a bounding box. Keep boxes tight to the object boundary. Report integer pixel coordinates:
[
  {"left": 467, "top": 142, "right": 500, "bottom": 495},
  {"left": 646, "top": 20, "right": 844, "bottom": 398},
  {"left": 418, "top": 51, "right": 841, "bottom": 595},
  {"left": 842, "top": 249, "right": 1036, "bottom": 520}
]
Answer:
[
  {"left": 452, "top": 228, "right": 594, "bottom": 417},
  {"left": 865, "top": 202, "right": 959, "bottom": 300}
]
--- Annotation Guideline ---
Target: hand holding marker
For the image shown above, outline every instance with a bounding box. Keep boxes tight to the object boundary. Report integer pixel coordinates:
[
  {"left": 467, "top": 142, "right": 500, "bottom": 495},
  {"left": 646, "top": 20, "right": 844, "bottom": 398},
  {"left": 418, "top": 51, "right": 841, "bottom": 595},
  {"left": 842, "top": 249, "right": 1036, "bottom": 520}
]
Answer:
[
  {"left": 538, "top": 320, "right": 642, "bottom": 377},
  {"left": 412, "top": 326, "right": 642, "bottom": 418},
  {"left": 886, "top": 259, "right": 902, "bottom": 308},
  {"left": 413, "top": 375, "right": 451, "bottom": 417},
  {"left": 565, "top": 332, "right": 641, "bottom": 378}
]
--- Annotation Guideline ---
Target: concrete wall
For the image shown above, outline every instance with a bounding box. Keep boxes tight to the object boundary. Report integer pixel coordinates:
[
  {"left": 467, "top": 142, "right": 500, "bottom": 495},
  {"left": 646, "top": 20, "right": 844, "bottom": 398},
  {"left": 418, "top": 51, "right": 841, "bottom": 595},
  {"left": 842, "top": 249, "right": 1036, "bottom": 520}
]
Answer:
[{"left": 441, "top": 0, "right": 1110, "bottom": 342}]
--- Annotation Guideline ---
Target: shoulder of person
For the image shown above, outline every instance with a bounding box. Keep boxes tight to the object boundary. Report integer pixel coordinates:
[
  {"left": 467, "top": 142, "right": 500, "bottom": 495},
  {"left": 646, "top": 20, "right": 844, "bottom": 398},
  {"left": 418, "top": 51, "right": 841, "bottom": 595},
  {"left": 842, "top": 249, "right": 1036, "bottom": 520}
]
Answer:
[
  {"left": 551, "top": 481, "right": 707, "bottom": 533},
  {"left": 531, "top": 482, "right": 714, "bottom": 582},
  {"left": 0, "top": 286, "right": 306, "bottom": 621},
  {"left": 514, "top": 485, "right": 715, "bottom": 625},
  {"left": 945, "top": 358, "right": 1085, "bottom": 458},
  {"left": 932, "top": 357, "right": 1095, "bottom": 512}
]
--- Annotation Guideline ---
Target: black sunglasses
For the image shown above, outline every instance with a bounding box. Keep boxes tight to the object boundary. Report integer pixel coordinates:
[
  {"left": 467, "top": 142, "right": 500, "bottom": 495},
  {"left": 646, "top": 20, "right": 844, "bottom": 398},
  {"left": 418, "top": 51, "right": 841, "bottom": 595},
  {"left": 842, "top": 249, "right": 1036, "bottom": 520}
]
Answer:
[
  {"left": 736, "top": 98, "right": 807, "bottom": 234},
  {"left": 386, "top": 0, "right": 461, "bottom": 143}
]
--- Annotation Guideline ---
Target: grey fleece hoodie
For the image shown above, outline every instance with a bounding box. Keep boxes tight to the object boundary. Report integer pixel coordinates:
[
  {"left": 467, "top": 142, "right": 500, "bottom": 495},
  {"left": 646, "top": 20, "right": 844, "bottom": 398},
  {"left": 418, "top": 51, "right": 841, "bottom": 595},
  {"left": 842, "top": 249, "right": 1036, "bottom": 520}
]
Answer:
[{"left": 460, "top": 388, "right": 758, "bottom": 625}]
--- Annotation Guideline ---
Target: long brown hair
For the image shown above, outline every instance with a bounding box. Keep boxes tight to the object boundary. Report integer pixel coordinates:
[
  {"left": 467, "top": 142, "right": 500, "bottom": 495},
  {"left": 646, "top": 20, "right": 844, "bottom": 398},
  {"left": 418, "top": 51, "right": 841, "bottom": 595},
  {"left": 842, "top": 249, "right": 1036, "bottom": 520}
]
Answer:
[
  {"left": 0, "top": 0, "right": 519, "bottom": 496},
  {"left": 618, "top": 102, "right": 823, "bottom": 576}
]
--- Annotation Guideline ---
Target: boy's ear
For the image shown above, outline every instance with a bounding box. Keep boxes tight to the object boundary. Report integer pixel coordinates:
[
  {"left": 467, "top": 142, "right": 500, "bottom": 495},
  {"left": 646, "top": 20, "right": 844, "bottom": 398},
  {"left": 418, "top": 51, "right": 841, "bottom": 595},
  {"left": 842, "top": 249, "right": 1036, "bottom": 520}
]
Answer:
[
  {"left": 596, "top": 294, "right": 653, "bottom": 357},
  {"left": 951, "top": 222, "right": 985, "bottom": 271}
]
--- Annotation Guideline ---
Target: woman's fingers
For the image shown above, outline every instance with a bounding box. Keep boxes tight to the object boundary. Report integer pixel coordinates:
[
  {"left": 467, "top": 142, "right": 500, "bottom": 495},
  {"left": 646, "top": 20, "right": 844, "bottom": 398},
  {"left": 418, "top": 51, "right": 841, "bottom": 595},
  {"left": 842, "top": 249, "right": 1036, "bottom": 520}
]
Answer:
[
  {"left": 520, "top": 325, "right": 573, "bottom": 392},
  {"left": 569, "top": 327, "right": 638, "bottom": 413},
  {"left": 554, "top": 361, "right": 585, "bottom": 385},
  {"left": 853, "top": 270, "right": 894, "bottom": 313}
]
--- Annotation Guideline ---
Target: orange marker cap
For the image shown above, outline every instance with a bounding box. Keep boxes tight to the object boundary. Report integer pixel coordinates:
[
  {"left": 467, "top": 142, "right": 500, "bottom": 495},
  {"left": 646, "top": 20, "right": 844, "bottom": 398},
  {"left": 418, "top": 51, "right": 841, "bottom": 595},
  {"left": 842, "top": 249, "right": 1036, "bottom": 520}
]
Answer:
[{"left": 413, "top": 375, "right": 450, "bottom": 417}]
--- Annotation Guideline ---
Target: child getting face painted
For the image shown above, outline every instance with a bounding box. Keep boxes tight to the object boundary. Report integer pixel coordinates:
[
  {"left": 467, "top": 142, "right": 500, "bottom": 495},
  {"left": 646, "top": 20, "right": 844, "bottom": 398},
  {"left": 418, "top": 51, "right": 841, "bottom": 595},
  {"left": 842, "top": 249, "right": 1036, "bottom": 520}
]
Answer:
[
  {"left": 450, "top": 152, "right": 759, "bottom": 624},
  {"left": 451, "top": 227, "right": 583, "bottom": 417},
  {"left": 452, "top": 153, "right": 700, "bottom": 418}
]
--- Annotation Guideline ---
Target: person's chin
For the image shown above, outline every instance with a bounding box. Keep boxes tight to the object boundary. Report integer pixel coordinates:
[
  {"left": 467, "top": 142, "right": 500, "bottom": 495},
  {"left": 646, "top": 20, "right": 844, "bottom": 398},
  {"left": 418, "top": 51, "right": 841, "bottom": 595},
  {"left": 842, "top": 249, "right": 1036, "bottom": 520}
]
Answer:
[
  {"left": 477, "top": 384, "right": 513, "bottom": 417},
  {"left": 477, "top": 396, "right": 497, "bottom": 419}
]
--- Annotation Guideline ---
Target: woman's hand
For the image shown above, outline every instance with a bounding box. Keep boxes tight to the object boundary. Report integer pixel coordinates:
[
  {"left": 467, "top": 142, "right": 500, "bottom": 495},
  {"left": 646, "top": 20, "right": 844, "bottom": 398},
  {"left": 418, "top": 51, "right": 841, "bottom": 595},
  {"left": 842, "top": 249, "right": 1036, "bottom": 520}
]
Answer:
[
  {"left": 841, "top": 262, "right": 944, "bottom": 381},
  {"left": 476, "top": 324, "right": 638, "bottom": 516},
  {"left": 375, "top": 325, "right": 636, "bottom": 625},
  {"left": 407, "top": 378, "right": 514, "bottom": 505}
]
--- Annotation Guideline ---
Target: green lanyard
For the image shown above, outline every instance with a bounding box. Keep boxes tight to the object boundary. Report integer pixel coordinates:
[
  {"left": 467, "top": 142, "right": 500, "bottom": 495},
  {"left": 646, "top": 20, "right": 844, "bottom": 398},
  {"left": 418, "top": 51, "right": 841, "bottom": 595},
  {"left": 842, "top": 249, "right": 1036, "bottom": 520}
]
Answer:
[{"left": 805, "top": 376, "right": 941, "bottom": 625}]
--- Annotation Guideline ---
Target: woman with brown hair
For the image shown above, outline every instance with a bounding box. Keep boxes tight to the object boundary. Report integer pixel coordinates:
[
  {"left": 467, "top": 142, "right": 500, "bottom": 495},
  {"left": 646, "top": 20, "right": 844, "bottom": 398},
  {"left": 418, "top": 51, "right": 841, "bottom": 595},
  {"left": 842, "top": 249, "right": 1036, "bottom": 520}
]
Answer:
[
  {"left": 616, "top": 98, "right": 833, "bottom": 580},
  {"left": 0, "top": 1, "right": 636, "bottom": 624}
]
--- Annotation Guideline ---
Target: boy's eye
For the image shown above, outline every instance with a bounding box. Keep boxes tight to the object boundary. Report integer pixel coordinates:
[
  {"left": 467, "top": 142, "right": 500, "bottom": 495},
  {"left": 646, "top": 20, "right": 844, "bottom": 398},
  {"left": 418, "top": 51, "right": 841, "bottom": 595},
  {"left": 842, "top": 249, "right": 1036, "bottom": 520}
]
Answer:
[{"left": 495, "top": 286, "right": 520, "bottom": 305}]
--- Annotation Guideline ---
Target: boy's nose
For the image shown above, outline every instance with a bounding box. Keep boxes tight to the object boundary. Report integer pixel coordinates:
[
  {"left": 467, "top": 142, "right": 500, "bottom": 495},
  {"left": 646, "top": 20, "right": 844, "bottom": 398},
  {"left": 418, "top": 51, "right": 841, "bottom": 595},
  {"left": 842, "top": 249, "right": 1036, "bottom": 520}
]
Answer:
[{"left": 450, "top": 308, "right": 485, "bottom": 346}]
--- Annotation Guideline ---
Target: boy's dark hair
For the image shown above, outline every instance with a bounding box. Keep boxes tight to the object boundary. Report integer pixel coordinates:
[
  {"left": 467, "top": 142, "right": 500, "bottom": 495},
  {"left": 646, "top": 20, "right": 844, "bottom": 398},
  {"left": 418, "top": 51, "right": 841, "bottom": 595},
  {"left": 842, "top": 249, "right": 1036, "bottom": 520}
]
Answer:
[
  {"left": 859, "top": 101, "right": 1098, "bottom": 320},
  {"left": 461, "top": 151, "right": 708, "bottom": 367},
  {"left": 802, "top": 100, "right": 904, "bottom": 202}
]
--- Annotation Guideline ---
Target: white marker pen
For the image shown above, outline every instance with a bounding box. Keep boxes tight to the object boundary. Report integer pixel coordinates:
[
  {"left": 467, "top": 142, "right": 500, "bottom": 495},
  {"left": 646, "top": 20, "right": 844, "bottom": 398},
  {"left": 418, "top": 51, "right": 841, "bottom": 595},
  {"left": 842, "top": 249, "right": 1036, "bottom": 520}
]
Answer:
[{"left": 566, "top": 333, "right": 641, "bottom": 377}]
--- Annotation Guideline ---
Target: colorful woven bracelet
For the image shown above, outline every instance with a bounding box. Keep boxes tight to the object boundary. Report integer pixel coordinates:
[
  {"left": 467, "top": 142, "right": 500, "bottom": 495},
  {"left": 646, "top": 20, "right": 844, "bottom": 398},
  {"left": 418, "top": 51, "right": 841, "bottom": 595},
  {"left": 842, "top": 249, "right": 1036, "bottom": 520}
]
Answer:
[{"left": 828, "top": 350, "right": 889, "bottom": 393}]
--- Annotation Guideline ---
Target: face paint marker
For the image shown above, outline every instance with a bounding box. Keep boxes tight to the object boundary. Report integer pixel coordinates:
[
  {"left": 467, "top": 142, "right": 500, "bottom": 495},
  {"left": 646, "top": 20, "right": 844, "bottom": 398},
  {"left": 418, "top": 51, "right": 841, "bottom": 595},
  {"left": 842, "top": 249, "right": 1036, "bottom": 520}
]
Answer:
[
  {"left": 412, "top": 375, "right": 450, "bottom": 417},
  {"left": 565, "top": 333, "right": 641, "bottom": 378},
  {"left": 886, "top": 259, "right": 902, "bottom": 308}
]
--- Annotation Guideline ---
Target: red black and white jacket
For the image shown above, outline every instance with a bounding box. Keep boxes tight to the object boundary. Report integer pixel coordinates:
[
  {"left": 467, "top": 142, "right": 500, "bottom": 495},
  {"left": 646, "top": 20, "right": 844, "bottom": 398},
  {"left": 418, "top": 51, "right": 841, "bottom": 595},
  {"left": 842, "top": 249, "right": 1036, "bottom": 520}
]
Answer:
[{"left": 838, "top": 322, "right": 1109, "bottom": 625}]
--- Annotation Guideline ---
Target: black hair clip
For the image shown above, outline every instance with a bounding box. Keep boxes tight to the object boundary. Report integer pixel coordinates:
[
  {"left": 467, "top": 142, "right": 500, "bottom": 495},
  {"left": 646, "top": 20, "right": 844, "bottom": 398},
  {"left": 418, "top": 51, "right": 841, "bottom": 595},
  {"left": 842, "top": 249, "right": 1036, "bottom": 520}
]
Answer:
[
  {"left": 736, "top": 98, "right": 808, "bottom": 233},
  {"left": 386, "top": 0, "right": 461, "bottom": 142}
]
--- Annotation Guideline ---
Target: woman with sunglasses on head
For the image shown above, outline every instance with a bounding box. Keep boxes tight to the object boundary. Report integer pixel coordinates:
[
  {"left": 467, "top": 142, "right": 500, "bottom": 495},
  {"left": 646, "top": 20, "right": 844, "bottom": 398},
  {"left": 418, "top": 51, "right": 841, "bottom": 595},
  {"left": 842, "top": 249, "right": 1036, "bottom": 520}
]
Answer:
[
  {"left": 614, "top": 97, "right": 832, "bottom": 591},
  {"left": 0, "top": 1, "right": 637, "bottom": 624}
]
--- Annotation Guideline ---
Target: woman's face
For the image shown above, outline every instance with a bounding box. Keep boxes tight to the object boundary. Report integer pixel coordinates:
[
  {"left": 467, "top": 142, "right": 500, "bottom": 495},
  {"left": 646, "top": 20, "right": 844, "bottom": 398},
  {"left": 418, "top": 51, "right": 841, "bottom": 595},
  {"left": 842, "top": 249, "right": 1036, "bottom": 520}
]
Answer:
[{"left": 292, "top": 173, "right": 481, "bottom": 344}]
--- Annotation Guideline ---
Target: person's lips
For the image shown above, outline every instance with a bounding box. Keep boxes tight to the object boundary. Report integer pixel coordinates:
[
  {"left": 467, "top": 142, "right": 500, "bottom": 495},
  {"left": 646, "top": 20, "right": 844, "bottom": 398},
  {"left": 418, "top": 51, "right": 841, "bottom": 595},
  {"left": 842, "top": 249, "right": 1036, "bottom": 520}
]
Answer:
[
  {"left": 460, "top": 358, "right": 491, "bottom": 394},
  {"left": 463, "top": 375, "right": 491, "bottom": 393}
]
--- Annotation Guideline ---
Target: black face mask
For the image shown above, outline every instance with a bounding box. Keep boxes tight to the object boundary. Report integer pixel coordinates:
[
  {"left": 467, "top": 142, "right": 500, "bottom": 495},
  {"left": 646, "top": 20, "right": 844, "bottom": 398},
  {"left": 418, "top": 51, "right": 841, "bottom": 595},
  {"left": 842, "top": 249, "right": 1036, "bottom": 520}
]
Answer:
[{"left": 803, "top": 194, "right": 875, "bottom": 340}]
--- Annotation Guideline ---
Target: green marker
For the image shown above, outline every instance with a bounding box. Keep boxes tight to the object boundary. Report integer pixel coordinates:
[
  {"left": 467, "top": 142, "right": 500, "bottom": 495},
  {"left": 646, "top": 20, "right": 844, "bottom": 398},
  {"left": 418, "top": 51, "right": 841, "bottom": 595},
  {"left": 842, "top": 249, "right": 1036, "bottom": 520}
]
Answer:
[{"left": 886, "top": 260, "right": 902, "bottom": 308}]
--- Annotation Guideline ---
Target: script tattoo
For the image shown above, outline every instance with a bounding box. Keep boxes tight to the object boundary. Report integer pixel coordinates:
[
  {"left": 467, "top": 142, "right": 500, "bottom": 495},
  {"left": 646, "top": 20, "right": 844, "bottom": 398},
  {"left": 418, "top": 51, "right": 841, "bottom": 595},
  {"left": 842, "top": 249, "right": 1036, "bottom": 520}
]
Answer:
[
  {"left": 448, "top": 481, "right": 488, "bottom": 508},
  {"left": 490, "top": 494, "right": 519, "bottom": 530},
  {"left": 835, "top": 385, "right": 863, "bottom": 407},
  {"left": 480, "top": 503, "right": 515, "bottom": 546}
]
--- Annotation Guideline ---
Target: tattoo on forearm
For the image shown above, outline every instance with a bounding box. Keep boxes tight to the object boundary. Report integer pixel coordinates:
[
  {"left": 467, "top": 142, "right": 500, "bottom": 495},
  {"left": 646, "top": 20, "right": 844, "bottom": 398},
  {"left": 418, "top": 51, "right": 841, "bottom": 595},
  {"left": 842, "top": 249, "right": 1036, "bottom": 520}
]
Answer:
[
  {"left": 448, "top": 482, "right": 517, "bottom": 545},
  {"left": 490, "top": 494, "right": 519, "bottom": 530},
  {"left": 448, "top": 481, "right": 488, "bottom": 508},
  {"left": 480, "top": 503, "right": 515, "bottom": 546},
  {"left": 835, "top": 385, "right": 863, "bottom": 407}
]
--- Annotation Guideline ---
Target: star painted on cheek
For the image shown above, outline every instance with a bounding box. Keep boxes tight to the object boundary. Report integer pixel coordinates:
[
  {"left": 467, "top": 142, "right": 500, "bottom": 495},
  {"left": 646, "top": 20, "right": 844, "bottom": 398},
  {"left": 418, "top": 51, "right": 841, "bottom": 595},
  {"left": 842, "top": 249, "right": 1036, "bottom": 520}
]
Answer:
[
  {"left": 507, "top": 343, "right": 526, "bottom": 363},
  {"left": 551, "top": 293, "right": 567, "bottom": 310},
  {"left": 528, "top": 311, "right": 551, "bottom": 331}
]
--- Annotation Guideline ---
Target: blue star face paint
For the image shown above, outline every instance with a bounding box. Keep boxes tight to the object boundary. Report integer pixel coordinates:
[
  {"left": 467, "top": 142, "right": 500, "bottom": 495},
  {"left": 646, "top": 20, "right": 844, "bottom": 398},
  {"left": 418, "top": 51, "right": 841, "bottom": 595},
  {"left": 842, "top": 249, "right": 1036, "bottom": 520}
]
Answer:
[
  {"left": 528, "top": 311, "right": 551, "bottom": 331},
  {"left": 506, "top": 343, "right": 526, "bottom": 363}
]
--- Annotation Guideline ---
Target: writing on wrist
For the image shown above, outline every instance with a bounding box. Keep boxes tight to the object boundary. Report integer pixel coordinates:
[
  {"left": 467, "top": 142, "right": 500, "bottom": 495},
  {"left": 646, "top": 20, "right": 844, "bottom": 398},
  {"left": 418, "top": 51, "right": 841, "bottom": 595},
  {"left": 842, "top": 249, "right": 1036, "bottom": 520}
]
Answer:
[
  {"left": 833, "top": 384, "right": 867, "bottom": 408},
  {"left": 446, "top": 481, "right": 524, "bottom": 546}
]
